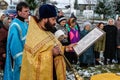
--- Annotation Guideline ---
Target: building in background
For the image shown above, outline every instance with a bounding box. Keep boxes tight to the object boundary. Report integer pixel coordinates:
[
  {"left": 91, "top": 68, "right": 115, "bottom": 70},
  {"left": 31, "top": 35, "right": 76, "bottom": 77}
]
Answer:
[
  {"left": 49, "top": 0, "right": 97, "bottom": 17},
  {"left": 4, "top": 0, "right": 24, "bottom": 10}
]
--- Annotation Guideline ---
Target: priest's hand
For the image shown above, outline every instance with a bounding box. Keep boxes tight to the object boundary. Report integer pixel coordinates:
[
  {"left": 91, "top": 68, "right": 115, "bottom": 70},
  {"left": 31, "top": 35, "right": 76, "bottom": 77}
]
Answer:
[
  {"left": 2, "top": 53, "right": 6, "bottom": 58},
  {"left": 52, "top": 44, "right": 61, "bottom": 57}
]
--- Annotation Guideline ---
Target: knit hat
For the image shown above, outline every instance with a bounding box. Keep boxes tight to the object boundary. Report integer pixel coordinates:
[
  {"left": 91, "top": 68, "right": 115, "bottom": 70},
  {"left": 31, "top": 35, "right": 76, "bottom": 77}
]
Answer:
[
  {"left": 57, "top": 16, "right": 66, "bottom": 24},
  {"left": 39, "top": 4, "right": 57, "bottom": 18},
  {"left": 55, "top": 30, "right": 65, "bottom": 39}
]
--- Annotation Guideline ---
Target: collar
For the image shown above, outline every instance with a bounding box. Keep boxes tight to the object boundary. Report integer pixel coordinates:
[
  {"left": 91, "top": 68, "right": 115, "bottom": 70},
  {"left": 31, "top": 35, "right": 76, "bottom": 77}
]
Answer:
[{"left": 16, "top": 16, "right": 25, "bottom": 22}]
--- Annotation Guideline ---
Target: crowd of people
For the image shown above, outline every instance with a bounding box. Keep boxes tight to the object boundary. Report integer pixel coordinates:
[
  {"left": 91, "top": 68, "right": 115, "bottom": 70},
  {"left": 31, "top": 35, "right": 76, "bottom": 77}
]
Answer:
[
  {"left": 0, "top": 1, "right": 120, "bottom": 80},
  {"left": 55, "top": 9, "right": 120, "bottom": 67}
]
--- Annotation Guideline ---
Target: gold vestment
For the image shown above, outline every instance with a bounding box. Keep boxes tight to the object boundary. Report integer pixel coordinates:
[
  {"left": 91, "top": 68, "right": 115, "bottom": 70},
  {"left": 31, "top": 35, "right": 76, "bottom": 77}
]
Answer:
[{"left": 20, "top": 17, "right": 66, "bottom": 80}]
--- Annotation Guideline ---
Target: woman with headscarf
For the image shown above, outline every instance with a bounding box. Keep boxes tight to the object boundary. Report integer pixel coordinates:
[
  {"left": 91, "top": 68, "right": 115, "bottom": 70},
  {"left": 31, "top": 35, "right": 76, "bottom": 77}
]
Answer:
[
  {"left": 79, "top": 22, "right": 95, "bottom": 67},
  {"left": 0, "top": 16, "right": 11, "bottom": 71}
]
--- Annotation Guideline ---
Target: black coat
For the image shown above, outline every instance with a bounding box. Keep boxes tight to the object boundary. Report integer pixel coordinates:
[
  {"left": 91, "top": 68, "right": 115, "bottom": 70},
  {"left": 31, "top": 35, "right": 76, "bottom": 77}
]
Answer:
[
  {"left": 103, "top": 25, "right": 117, "bottom": 59},
  {"left": 117, "top": 29, "right": 120, "bottom": 46}
]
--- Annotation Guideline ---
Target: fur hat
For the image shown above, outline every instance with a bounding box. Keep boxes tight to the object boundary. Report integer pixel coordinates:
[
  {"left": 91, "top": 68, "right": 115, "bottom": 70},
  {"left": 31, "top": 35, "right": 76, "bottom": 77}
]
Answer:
[
  {"left": 57, "top": 16, "right": 66, "bottom": 24},
  {"left": 39, "top": 4, "right": 57, "bottom": 18}
]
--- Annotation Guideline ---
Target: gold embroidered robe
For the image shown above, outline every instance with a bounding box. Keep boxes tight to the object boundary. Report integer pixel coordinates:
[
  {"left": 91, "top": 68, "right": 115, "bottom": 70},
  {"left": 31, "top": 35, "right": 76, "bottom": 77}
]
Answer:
[{"left": 20, "top": 17, "right": 66, "bottom": 80}]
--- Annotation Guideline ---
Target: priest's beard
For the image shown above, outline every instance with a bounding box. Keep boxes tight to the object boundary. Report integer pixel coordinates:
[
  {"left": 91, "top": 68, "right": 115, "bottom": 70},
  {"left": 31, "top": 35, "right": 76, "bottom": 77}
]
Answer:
[{"left": 44, "top": 20, "right": 56, "bottom": 32}]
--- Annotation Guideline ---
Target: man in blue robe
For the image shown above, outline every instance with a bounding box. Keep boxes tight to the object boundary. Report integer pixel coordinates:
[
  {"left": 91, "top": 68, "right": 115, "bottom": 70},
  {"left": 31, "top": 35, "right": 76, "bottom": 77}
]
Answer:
[{"left": 4, "top": 2, "right": 29, "bottom": 80}]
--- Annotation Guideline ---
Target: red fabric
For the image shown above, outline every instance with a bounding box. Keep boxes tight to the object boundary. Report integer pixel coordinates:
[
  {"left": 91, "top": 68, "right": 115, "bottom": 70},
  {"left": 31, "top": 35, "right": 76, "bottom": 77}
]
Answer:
[{"left": 0, "top": 27, "right": 8, "bottom": 69}]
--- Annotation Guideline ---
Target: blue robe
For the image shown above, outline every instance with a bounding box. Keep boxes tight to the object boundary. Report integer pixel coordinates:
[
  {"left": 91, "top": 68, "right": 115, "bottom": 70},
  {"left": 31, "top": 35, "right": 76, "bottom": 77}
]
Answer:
[
  {"left": 79, "top": 30, "right": 95, "bottom": 65},
  {"left": 4, "top": 18, "right": 28, "bottom": 80}
]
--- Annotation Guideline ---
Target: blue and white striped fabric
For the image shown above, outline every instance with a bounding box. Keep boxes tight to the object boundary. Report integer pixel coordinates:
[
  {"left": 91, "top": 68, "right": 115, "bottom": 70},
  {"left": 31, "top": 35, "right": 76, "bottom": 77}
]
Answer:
[{"left": 4, "top": 18, "right": 28, "bottom": 80}]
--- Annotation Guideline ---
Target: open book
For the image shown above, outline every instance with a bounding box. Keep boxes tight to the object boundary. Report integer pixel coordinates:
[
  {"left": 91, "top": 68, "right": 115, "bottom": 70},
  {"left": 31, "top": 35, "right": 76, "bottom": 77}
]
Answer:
[{"left": 73, "top": 27, "right": 105, "bottom": 56}]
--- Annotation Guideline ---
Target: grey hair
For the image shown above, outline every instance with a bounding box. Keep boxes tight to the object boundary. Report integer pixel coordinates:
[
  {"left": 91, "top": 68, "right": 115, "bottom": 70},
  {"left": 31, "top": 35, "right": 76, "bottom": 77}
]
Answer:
[{"left": 107, "top": 18, "right": 115, "bottom": 25}]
